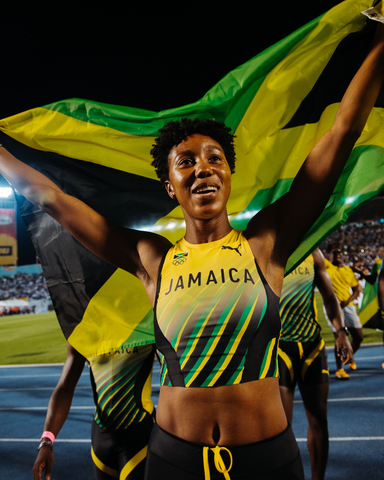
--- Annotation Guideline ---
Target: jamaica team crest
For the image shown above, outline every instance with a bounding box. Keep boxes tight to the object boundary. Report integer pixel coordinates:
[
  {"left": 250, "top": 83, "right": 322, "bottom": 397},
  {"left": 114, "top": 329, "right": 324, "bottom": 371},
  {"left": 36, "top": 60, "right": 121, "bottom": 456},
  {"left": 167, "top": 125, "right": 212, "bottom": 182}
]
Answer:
[{"left": 172, "top": 252, "right": 189, "bottom": 266}]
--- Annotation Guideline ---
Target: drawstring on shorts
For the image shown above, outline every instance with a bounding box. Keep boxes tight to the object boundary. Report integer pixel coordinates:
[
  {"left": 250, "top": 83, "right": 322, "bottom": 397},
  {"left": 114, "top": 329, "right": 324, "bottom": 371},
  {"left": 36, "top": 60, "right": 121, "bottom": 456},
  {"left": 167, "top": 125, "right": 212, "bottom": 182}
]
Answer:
[
  {"left": 203, "top": 445, "right": 233, "bottom": 480},
  {"left": 298, "top": 342, "right": 304, "bottom": 359}
]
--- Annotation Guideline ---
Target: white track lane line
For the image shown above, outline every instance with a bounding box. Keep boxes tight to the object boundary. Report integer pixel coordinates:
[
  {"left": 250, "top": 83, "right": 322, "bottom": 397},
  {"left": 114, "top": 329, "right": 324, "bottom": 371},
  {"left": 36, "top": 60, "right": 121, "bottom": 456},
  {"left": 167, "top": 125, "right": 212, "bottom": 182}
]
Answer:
[
  {"left": 0, "top": 406, "right": 94, "bottom": 410},
  {"left": 294, "top": 396, "right": 384, "bottom": 403},
  {"left": 0, "top": 386, "right": 91, "bottom": 392}
]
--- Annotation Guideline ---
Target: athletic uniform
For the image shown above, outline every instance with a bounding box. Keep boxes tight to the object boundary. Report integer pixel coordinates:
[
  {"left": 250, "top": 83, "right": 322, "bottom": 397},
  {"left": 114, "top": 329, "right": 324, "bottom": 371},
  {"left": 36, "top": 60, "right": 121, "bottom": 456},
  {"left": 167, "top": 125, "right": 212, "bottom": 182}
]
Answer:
[
  {"left": 324, "top": 258, "right": 362, "bottom": 331},
  {"left": 146, "top": 230, "right": 303, "bottom": 479},
  {"left": 88, "top": 344, "right": 155, "bottom": 480},
  {"left": 278, "top": 255, "right": 329, "bottom": 389}
]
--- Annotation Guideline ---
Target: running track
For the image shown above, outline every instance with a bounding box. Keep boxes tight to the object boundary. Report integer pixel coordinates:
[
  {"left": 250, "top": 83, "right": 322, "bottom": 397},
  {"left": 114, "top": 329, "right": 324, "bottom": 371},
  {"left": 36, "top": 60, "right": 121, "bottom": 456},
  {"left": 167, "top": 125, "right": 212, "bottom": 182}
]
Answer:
[{"left": 0, "top": 344, "right": 383, "bottom": 479}]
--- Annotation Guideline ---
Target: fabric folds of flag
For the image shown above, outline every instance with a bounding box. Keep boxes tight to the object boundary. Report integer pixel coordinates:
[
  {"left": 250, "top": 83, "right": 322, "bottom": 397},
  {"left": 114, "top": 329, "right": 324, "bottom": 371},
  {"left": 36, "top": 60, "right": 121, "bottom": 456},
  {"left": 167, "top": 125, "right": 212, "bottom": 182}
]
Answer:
[
  {"left": 359, "top": 259, "right": 383, "bottom": 329},
  {"left": 1, "top": 0, "right": 383, "bottom": 357}
]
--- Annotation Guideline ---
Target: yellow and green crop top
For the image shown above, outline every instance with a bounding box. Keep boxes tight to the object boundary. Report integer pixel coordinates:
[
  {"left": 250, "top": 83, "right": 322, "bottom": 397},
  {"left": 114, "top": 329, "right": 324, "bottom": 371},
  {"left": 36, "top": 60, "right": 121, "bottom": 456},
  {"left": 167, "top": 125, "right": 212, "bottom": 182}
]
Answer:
[
  {"left": 154, "top": 229, "right": 281, "bottom": 388},
  {"left": 88, "top": 344, "right": 155, "bottom": 431},
  {"left": 279, "top": 255, "right": 321, "bottom": 343}
]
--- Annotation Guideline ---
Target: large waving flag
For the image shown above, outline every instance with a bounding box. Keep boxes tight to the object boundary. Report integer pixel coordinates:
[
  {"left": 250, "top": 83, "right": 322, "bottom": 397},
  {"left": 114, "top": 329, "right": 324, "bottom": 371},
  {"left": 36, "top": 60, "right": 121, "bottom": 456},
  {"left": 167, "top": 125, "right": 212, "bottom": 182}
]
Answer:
[{"left": 1, "top": 0, "right": 383, "bottom": 357}]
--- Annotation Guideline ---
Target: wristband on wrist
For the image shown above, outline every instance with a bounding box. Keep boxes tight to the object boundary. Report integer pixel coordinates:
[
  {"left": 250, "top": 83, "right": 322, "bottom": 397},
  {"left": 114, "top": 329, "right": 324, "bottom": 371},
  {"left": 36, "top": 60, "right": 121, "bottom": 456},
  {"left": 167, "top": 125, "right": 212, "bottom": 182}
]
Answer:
[
  {"left": 41, "top": 431, "right": 55, "bottom": 444},
  {"left": 380, "top": 309, "right": 384, "bottom": 319},
  {"left": 38, "top": 439, "right": 53, "bottom": 451},
  {"left": 336, "top": 326, "right": 349, "bottom": 336}
]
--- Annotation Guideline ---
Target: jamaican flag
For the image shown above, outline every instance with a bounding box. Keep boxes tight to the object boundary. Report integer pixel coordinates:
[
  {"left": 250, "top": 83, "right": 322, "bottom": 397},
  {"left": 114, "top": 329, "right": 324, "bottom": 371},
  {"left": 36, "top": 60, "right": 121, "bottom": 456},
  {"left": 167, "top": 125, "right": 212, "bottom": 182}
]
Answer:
[
  {"left": 1, "top": 0, "right": 384, "bottom": 357},
  {"left": 359, "top": 258, "right": 383, "bottom": 329}
]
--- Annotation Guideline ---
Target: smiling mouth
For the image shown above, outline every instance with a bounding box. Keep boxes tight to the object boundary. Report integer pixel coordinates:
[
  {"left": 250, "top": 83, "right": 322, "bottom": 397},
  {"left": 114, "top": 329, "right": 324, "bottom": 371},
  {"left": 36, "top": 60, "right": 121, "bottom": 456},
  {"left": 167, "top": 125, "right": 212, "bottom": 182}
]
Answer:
[{"left": 193, "top": 185, "right": 219, "bottom": 194}]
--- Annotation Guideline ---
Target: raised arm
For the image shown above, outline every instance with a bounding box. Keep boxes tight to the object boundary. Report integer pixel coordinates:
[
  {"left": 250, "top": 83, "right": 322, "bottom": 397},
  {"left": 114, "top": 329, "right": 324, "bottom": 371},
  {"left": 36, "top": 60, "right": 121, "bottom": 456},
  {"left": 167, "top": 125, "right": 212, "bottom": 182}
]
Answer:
[
  {"left": 313, "top": 249, "right": 353, "bottom": 365},
  {"left": 32, "top": 344, "right": 85, "bottom": 480},
  {"left": 247, "top": 24, "right": 384, "bottom": 289},
  {"left": 0, "top": 147, "right": 170, "bottom": 301}
]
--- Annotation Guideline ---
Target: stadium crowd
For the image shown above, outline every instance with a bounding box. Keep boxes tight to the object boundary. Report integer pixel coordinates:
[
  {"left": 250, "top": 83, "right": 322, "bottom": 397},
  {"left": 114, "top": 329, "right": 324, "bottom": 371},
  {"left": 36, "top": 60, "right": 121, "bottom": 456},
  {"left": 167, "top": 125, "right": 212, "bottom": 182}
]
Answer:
[
  {"left": 0, "top": 272, "right": 49, "bottom": 302},
  {"left": 320, "top": 220, "right": 384, "bottom": 271}
]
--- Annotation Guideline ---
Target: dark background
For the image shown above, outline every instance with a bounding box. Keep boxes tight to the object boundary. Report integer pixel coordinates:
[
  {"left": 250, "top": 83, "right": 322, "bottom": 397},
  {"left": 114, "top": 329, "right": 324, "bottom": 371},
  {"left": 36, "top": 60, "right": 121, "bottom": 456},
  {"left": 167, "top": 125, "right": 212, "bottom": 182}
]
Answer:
[
  {"left": 1, "top": 1, "right": 343, "bottom": 118},
  {"left": 0, "top": 1, "right": 348, "bottom": 264}
]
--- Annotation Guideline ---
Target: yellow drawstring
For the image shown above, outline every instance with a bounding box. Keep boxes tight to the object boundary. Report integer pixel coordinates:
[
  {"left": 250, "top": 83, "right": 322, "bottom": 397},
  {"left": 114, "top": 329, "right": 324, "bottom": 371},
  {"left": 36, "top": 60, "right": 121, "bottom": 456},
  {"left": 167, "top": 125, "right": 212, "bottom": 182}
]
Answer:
[
  {"left": 203, "top": 445, "right": 233, "bottom": 480},
  {"left": 298, "top": 342, "right": 304, "bottom": 359}
]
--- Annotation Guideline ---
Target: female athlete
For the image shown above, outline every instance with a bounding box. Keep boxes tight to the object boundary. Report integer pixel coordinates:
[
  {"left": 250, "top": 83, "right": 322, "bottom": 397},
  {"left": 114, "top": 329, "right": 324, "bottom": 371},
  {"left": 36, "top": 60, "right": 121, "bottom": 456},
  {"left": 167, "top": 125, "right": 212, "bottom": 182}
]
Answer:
[{"left": 2, "top": 23, "right": 384, "bottom": 480}]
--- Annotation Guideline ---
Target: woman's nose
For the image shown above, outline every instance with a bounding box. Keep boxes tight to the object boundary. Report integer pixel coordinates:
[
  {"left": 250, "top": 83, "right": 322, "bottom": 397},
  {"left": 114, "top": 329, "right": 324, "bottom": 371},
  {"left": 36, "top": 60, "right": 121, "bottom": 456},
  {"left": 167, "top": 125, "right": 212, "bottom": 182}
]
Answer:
[{"left": 195, "top": 159, "right": 213, "bottom": 177}]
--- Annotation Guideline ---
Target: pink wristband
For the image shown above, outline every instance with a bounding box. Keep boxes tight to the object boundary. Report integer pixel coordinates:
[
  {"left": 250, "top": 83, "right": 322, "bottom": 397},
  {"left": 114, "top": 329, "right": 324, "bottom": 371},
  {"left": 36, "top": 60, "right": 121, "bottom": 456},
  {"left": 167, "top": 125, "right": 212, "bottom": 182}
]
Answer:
[{"left": 41, "top": 431, "right": 55, "bottom": 444}]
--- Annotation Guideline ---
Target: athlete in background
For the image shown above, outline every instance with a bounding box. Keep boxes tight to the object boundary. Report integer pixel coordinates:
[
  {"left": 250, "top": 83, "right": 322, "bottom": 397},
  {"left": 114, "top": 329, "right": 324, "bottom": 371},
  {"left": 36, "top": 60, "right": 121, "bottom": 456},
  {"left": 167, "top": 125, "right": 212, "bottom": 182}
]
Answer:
[
  {"left": 353, "top": 246, "right": 384, "bottom": 368},
  {"left": 377, "top": 259, "right": 384, "bottom": 368},
  {"left": 32, "top": 343, "right": 155, "bottom": 480},
  {"left": 325, "top": 248, "right": 363, "bottom": 376},
  {"left": 278, "top": 248, "right": 353, "bottom": 480}
]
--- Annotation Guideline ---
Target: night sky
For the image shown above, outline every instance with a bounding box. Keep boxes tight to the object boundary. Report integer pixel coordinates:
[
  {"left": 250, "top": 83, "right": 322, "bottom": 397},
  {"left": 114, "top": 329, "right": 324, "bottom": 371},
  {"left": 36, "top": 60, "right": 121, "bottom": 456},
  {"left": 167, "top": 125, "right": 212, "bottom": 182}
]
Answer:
[{"left": 1, "top": 1, "right": 344, "bottom": 264}]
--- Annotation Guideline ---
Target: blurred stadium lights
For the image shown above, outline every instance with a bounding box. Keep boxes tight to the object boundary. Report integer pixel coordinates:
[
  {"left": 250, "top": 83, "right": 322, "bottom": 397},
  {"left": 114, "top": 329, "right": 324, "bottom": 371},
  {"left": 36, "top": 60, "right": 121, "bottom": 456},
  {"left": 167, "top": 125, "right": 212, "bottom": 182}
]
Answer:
[{"left": 0, "top": 187, "right": 13, "bottom": 198}]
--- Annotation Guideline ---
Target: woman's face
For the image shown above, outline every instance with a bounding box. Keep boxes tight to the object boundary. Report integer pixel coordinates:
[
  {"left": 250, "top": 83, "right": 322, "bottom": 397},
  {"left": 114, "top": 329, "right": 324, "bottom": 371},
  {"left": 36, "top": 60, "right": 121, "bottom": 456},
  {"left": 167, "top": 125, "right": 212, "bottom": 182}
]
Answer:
[{"left": 165, "top": 134, "right": 232, "bottom": 222}]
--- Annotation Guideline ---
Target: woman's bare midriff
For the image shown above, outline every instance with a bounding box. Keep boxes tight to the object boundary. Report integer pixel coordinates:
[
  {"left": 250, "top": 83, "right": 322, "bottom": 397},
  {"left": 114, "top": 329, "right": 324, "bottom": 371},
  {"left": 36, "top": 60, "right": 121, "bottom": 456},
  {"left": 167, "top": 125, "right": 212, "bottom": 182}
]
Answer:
[{"left": 156, "top": 377, "right": 287, "bottom": 446}]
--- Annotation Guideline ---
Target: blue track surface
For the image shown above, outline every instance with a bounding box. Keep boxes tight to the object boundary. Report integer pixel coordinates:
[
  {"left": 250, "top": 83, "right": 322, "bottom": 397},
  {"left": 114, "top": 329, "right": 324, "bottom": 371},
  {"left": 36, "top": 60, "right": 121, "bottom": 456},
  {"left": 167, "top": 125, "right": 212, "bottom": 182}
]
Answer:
[{"left": 0, "top": 344, "right": 383, "bottom": 479}]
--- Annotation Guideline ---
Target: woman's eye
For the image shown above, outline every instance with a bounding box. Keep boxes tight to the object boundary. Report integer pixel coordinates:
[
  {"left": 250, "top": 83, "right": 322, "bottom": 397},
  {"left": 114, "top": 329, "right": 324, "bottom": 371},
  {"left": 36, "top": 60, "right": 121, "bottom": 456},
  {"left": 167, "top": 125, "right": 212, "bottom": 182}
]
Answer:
[{"left": 180, "top": 158, "right": 193, "bottom": 165}]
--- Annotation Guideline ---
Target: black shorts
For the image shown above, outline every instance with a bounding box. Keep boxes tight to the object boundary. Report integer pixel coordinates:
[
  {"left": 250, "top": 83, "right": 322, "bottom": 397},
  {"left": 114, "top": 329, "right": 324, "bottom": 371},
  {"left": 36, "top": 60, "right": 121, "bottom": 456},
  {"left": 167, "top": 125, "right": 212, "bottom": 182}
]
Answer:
[
  {"left": 144, "top": 423, "right": 304, "bottom": 480},
  {"left": 91, "top": 413, "right": 154, "bottom": 480},
  {"left": 278, "top": 338, "right": 329, "bottom": 389}
]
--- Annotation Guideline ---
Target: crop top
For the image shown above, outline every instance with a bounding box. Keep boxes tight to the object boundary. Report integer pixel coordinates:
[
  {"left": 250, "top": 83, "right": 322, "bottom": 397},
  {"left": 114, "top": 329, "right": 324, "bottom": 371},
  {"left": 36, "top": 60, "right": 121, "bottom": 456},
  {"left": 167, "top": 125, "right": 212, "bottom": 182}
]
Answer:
[
  {"left": 88, "top": 344, "right": 155, "bottom": 430},
  {"left": 279, "top": 255, "right": 321, "bottom": 343},
  {"left": 154, "top": 229, "right": 281, "bottom": 388}
]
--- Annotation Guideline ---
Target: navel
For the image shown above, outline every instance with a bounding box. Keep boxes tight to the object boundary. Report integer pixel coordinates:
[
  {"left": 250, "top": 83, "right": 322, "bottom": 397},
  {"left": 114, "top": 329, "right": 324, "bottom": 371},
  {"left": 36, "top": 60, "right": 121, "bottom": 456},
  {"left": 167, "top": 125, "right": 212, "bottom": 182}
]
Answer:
[{"left": 212, "top": 423, "right": 221, "bottom": 444}]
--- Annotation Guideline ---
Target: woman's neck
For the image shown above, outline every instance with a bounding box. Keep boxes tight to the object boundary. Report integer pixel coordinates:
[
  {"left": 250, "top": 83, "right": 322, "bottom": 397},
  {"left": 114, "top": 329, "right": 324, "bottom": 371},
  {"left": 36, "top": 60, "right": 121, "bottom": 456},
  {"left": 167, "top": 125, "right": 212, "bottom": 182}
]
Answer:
[{"left": 183, "top": 214, "right": 232, "bottom": 244}]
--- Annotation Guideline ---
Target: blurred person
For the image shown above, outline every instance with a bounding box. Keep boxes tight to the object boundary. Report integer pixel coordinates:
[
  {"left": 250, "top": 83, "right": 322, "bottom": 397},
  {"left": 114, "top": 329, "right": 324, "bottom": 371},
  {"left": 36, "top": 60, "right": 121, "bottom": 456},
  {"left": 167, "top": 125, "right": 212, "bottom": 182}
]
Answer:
[
  {"left": 278, "top": 249, "right": 352, "bottom": 480},
  {"left": 32, "top": 343, "right": 155, "bottom": 480},
  {"left": 352, "top": 245, "right": 384, "bottom": 285},
  {"left": 324, "top": 248, "right": 363, "bottom": 376},
  {"left": 377, "top": 259, "right": 384, "bottom": 368}
]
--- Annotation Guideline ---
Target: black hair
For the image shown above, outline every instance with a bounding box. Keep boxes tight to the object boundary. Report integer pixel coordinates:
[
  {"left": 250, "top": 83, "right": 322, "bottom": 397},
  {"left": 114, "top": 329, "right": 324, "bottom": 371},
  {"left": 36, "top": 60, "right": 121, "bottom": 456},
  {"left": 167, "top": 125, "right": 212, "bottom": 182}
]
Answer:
[{"left": 150, "top": 118, "right": 236, "bottom": 185}]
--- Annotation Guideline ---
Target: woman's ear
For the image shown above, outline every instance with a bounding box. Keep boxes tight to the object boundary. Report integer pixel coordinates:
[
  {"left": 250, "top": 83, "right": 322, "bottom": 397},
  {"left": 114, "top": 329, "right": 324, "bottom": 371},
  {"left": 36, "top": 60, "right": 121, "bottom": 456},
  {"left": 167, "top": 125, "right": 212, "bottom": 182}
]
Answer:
[{"left": 164, "top": 180, "right": 175, "bottom": 199}]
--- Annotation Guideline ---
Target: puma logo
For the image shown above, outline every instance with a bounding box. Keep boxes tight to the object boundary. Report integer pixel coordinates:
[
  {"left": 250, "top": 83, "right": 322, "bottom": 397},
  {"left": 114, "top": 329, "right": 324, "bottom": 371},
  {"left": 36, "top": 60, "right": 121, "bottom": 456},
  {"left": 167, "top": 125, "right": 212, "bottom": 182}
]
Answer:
[{"left": 221, "top": 244, "right": 242, "bottom": 256}]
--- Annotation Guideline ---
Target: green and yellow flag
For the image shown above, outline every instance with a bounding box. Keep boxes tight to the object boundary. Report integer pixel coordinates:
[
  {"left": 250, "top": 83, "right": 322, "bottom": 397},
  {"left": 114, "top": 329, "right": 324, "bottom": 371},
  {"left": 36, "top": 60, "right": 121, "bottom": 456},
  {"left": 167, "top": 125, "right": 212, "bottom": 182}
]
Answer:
[
  {"left": 1, "top": 0, "right": 383, "bottom": 356},
  {"left": 359, "top": 258, "right": 383, "bottom": 329}
]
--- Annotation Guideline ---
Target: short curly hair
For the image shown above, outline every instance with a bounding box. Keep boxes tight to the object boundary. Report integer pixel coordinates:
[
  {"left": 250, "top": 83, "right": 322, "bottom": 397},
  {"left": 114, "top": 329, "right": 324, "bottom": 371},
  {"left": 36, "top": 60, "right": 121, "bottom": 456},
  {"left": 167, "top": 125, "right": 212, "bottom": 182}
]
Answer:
[{"left": 150, "top": 118, "right": 236, "bottom": 185}]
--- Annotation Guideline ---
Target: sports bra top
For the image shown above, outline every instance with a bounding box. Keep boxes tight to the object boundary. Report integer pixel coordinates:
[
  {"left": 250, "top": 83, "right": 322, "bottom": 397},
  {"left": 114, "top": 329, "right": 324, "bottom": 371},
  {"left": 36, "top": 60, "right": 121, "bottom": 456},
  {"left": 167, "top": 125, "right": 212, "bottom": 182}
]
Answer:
[
  {"left": 88, "top": 344, "right": 155, "bottom": 430},
  {"left": 154, "top": 229, "right": 281, "bottom": 388},
  {"left": 279, "top": 255, "right": 321, "bottom": 343}
]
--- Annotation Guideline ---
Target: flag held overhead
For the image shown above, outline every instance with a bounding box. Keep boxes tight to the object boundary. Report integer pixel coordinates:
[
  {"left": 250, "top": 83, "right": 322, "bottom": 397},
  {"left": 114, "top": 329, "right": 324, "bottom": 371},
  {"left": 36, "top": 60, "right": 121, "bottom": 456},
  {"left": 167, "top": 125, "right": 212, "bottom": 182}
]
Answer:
[{"left": 0, "top": 0, "right": 383, "bottom": 357}]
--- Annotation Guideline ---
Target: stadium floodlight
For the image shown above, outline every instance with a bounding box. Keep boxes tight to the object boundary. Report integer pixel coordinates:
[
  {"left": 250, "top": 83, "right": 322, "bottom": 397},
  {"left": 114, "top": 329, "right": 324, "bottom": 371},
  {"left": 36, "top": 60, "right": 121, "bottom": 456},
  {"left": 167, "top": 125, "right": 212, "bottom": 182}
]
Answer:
[{"left": 0, "top": 187, "right": 13, "bottom": 198}]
